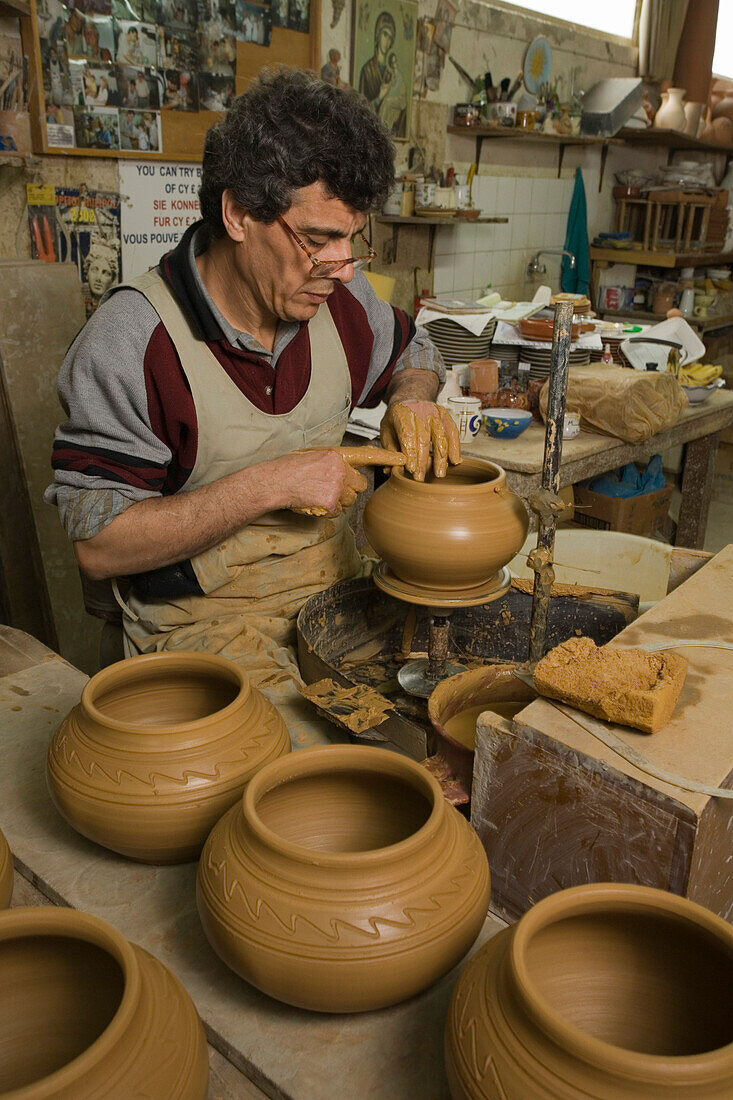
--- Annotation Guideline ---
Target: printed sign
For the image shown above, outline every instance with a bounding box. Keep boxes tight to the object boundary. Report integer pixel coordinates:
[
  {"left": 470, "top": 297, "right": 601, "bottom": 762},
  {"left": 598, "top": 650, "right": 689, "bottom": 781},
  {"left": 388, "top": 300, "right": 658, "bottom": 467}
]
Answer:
[{"left": 119, "top": 159, "right": 201, "bottom": 277}]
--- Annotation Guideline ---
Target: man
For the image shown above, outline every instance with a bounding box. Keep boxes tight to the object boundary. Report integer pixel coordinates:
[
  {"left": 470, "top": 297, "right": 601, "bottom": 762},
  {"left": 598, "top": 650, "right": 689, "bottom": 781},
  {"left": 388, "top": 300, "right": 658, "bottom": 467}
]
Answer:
[{"left": 47, "top": 68, "right": 457, "bottom": 736}]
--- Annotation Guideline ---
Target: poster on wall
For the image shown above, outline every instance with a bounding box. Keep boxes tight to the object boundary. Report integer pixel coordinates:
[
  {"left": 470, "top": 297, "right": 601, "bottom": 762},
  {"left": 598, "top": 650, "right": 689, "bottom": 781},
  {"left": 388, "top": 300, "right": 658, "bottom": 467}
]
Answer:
[
  {"left": 26, "top": 183, "right": 122, "bottom": 316},
  {"left": 119, "top": 160, "right": 202, "bottom": 277},
  {"left": 352, "top": 0, "right": 415, "bottom": 141}
]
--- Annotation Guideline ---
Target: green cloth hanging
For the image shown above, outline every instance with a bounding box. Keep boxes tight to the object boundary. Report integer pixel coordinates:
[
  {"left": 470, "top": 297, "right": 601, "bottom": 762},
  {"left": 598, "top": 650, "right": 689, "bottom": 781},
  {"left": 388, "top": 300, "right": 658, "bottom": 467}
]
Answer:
[{"left": 562, "top": 167, "right": 590, "bottom": 295}]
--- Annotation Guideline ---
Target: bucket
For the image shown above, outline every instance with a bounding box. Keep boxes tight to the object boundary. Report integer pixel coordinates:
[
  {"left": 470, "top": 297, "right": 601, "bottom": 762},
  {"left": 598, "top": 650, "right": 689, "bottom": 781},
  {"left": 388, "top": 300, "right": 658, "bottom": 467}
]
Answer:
[{"left": 508, "top": 530, "right": 674, "bottom": 612}]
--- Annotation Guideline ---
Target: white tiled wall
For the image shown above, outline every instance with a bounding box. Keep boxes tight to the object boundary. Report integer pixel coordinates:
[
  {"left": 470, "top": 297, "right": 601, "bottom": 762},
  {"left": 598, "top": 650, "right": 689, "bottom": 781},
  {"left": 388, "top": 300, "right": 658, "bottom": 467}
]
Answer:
[{"left": 433, "top": 170, "right": 579, "bottom": 302}]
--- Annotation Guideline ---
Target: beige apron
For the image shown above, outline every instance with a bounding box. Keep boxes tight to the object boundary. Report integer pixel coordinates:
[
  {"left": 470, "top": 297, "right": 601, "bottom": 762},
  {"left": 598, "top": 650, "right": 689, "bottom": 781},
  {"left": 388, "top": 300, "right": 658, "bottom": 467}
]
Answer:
[{"left": 115, "top": 270, "right": 369, "bottom": 746}]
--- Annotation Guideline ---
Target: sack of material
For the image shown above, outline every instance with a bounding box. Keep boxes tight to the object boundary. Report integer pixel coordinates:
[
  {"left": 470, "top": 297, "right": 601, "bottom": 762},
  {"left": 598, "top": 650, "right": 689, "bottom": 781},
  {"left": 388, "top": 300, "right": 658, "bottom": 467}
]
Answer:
[{"left": 540, "top": 364, "right": 688, "bottom": 442}]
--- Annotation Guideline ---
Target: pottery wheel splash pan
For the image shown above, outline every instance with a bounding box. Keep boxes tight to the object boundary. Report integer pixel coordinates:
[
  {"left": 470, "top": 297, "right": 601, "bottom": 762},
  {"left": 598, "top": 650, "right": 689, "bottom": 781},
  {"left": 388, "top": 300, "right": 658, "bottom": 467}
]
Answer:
[{"left": 297, "top": 576, "right": 638, "bottom": 760}]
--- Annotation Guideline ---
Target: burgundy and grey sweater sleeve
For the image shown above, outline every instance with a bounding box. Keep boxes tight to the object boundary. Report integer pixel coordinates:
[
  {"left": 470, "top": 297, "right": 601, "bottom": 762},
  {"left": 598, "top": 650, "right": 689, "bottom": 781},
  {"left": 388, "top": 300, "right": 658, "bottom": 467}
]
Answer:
[
  {"left": 44, "top": 290, "right": 172, "bottom": 540},
  {"left": 332, "top": 271, "right": 446, "bottom": 408}
]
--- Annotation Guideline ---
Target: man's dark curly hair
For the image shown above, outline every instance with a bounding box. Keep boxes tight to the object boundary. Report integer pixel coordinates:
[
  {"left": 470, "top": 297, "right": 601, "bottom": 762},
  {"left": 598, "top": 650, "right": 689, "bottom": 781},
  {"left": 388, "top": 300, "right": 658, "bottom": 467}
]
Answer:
[{"left": 199, "top": 67, "right": 396, "bottom": 233}]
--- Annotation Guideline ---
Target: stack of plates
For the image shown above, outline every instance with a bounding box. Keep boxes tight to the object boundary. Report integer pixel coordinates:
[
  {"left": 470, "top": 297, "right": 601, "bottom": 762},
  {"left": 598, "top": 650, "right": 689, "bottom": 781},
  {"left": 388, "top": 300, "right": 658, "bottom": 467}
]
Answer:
[
  {"left": 424, "top": 318, "right": 497, "bottom": 367},
  {"left": 520, "top": 345, "right": 591, "bottom": 380},
  {"left": 589, "top": 337, "right": 630, "bottom": 366},
  {"left": 488, "top": 342, "right": 520, "bottom": 368}
]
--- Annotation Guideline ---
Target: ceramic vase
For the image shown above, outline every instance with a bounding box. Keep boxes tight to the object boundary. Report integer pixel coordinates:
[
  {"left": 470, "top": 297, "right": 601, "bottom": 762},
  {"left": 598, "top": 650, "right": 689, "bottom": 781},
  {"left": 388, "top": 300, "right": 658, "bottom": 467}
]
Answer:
[
  {"left": 654, "top": 88, "right": 686, "bottom": 131},
  {"left": 363, "top": 458, "right": 528, "bottom": 592},
  {"left": 445, "top": 883, "right": 733, "bottom": 1099},
  {"left": 47, "top": 652, "right": 290, "bottom": 863},
  {"left": 0, "top": 828, "right": 12, "bottom": 908},
  {"left": 0, "top": 906, "right": 208, "bottom": 1098},
  {"left": 197, "top": 745, "right": 491, "bottom": 1012},
  {"left": 683, "top": 101, "right": 705, "bottom": 136}
]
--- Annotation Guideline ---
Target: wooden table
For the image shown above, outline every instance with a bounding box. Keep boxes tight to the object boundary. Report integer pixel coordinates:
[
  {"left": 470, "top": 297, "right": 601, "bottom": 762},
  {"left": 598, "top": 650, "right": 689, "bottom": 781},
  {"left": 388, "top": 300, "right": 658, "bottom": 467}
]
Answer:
[
  {"left": 463, "top": 389, "right": 733, "bottom": 548},
  {"left": 0, "top": 625, "right": 505, "bottom": 1100}
]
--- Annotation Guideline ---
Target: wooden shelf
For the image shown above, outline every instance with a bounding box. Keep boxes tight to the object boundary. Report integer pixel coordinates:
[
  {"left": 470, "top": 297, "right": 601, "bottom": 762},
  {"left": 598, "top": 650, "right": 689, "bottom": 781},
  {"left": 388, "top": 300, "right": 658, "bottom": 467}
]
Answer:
[
  {"left": 0, "top": 0, "right": 30, "bottom": 15},
  {"left": 376, "top": 215, "right": 509, "bottom": 225},
  {"left": 447, "top": 125, "right": 620, "bottom": 187},
  {"left": 447, "top": 125, "right": 616, "bottom": 147},
  {"left": 590, "top": 246, "right": 733, "bottom": 269},
  {"left": 374, "top": 212, "right": 507, "bottom": 268},
  {"left": 618, "top": 126, "right": 733, "bottom": 156}
]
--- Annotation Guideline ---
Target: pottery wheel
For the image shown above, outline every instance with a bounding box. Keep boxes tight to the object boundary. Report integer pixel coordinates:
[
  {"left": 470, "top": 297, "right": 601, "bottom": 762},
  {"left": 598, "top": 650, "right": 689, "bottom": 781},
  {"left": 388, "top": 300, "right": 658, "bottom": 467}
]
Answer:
[
  {"left": 373, "top": 564, "right": 513, "bottom": 698},
  {"left": 373, "top": 563, "right": 512, "bottom": 609}
]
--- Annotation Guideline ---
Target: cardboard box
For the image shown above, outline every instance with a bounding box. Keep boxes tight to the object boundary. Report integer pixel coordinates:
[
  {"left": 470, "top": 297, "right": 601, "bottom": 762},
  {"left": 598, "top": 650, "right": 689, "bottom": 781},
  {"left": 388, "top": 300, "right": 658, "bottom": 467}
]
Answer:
[{"left": 573, "top": 482, "right": 673, "bottom": 535}]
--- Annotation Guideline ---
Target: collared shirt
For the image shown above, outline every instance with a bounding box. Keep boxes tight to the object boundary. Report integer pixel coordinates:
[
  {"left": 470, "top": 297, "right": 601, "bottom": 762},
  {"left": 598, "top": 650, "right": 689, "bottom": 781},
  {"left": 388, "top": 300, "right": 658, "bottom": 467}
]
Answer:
[{"left": 46, "top": 220, "right": 445, "bottom": 540}]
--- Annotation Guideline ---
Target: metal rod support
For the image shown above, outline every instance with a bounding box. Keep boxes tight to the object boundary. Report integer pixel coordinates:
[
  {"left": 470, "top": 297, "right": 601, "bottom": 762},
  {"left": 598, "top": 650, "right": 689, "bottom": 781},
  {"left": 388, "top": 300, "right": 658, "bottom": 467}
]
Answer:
[
  {"left": 427, "top": 615, "right": 451, "bottom": 681},
  {"left": 528, "top": 298, "right": 574, "bottom": 666}
]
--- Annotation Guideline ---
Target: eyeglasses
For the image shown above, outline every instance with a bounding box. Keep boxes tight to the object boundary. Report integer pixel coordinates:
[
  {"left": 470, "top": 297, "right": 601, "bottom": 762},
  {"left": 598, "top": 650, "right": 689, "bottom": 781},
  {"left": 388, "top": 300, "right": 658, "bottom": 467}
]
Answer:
[{"left": 278, "top": 216, "right": 375, "bottom": 277}]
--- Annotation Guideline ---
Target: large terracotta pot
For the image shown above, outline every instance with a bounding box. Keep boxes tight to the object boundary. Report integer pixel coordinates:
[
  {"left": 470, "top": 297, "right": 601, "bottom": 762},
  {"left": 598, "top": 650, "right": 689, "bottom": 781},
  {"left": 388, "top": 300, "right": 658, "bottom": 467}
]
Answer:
[
  {"left": 47, "top": 652, "right": 290, "bottom": 864},
  {"left": 0, "top": 906, "right": 208, "bottom": 1098},
  {"left": 445, "top": 884, "right": 733, "bottom": 1098},
  {"left": 197, "top": 745, "right": 491, "bottom": 1012},
  {"left": 363, "top": 459, "right": 528, "bottom": 592},
  {"left": 0, "top": 828, "right": 12, "bottom": 908}
]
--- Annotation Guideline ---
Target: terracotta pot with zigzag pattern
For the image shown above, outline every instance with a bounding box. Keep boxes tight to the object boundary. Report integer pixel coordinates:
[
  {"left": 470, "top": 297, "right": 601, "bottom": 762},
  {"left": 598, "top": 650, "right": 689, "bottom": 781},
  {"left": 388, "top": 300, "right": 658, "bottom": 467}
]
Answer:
[
  {"left": 47, "top": 652, "right": 290, "bottom": 863},
  {"left": 196, "top": 744, "right": 491, "bottom": 1012},
  {"left": 0, "top": 906, "right": 208, "bottom": 1097}
]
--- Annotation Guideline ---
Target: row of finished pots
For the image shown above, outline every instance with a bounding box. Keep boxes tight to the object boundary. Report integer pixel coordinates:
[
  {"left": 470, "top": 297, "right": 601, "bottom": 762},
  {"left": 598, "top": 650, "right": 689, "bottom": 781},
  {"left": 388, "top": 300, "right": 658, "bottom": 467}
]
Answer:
[
  {"left": 2, "top": 647, "right": 731, "bottom": 1096},
  {"left": 45, "top": 650, "right": 493, "bottom": 1013}
]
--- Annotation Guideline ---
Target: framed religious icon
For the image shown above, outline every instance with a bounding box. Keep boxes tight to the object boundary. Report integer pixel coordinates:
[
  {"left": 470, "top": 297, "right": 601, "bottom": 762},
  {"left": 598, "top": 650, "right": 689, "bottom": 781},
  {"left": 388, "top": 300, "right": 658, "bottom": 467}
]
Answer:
[{"left": 351, "top": 0, "right": 415, "bottom": 141}]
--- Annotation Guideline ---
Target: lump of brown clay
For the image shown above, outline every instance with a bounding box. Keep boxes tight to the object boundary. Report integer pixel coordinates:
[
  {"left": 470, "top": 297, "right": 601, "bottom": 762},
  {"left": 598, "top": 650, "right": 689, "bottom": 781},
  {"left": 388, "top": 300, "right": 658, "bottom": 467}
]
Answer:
[
  {"left": 533, "top": 636, "right": 688, "bottom": 733},
  {"left": 363, "top": 458, "right": 528, "bottom": 592},
  {"left": 445, "top": 883, "right": 733, "bottom": 1099},
  {"left": 0, "top": 828, "right": 12, "bottom": 909},
  {"left": 0, "top": 906, "right": 209, "bottom": 1097},
  {"left": 47, "top": 651, "right": 290, "bottom": 864},
  {"left": 197, "top": 745, "right": 490, "bottom": 1013}
]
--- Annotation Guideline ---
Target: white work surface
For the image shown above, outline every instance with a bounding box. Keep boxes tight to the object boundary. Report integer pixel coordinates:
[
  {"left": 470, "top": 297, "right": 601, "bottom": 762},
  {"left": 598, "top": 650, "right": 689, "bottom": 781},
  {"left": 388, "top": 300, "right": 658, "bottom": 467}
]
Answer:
[{"left": 0, "top": 628, "right": 503, "bottom": 1100}]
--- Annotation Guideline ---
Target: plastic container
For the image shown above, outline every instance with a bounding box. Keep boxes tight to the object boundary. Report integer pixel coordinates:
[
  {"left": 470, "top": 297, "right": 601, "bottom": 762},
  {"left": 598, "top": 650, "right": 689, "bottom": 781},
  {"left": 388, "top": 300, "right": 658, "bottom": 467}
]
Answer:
[{"left": 508, "top": 529, "right": 677, "bottom": 611}]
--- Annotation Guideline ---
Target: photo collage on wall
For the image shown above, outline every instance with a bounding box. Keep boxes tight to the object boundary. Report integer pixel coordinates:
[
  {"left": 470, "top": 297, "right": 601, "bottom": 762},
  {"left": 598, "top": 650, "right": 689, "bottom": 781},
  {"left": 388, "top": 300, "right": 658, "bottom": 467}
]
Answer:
[{"left": 34, "top": 0, "right": 309, "bottom": 152}]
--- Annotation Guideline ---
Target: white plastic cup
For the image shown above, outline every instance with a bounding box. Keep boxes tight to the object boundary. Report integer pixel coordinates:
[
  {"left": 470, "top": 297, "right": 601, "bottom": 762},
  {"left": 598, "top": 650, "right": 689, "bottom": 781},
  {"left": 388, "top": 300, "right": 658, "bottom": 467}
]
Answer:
[{"left": 448, "top": 396, "right": 482, "bottom": 441}]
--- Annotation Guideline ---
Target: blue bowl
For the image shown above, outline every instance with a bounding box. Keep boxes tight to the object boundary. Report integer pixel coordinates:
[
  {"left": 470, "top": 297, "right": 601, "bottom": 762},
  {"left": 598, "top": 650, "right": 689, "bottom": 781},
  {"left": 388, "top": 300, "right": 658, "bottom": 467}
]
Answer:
[{"left": 483, "top": 408, "right": 533, "bottom": 439}]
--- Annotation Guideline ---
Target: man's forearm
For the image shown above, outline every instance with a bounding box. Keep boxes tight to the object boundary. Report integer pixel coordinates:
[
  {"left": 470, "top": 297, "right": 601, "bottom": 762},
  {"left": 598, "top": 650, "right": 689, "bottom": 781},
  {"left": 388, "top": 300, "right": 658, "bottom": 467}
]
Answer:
[
  {"left": 74, "top": 462, "right": 282, "bottom": 581},
  {"left": 386, "top": 366, "right": 440, "bottom": 405}
]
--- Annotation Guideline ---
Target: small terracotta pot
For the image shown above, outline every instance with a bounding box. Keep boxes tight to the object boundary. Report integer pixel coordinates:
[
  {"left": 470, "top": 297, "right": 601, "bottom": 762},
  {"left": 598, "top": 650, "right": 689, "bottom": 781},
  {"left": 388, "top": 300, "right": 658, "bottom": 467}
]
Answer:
[
  {"left": 445, "top": 883, "right": 733, "bottom": 1098},
  {"left": 0, "top": 828, "right": 12, "bottom": 909},
  {"left": 0, "top": 906, "right": 208, "bottom": 1097},
  {"left": 47, "top": 652, "right": 290, "bottom": 863},
  {"left": 363, "top": 458, "right": 529, "bottom": 592},
  {"left": 197, "top": 745, "right": 491, "bottom": 1012},
  {"left": 426, "top": 665, "right": 537, "bottom": 799}
]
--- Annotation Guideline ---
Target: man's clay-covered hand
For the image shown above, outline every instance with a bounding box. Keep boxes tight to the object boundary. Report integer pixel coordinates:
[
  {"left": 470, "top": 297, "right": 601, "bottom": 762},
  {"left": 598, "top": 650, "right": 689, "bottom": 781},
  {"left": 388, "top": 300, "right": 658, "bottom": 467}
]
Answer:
[
  {"left": 288, "top": 448, "right": 387, "bottom": 517},
  {"left": 380, "top": 400, "right": 461, "bottom": 481}
]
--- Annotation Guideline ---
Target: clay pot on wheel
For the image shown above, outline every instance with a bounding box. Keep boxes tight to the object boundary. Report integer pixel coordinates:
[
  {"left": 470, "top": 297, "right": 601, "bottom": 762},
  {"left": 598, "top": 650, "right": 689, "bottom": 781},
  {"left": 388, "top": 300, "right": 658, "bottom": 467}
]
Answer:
[
  {"left": 0, "top": 828, "right": 12, "bottom": 908},
  {"left": 47, "top": 652, "right": 290, "bottom": 863},
  {"left": 0, "top": 906, "right": 208, "bottom": 1097},
  {"left": 445, "top": 883, "right": 733, "bottom": 1099},
  {"left": 197, "top": 745, "right": 490, "bottom": 1012},
  {"left": 363, "top": 459, "right": 528, "bottom": 593}
]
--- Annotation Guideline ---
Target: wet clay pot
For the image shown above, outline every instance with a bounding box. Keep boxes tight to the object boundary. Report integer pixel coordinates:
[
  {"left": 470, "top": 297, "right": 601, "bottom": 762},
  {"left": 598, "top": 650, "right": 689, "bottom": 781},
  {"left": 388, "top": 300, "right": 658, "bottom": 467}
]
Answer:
[
  {"left": 363, "top": 459, "right": 529, "bottom": 592},
  {"left": 426, "top": 665, "right": 537, "bottom": 802},
  {"left": 0, "top": 906, "right": 208, "bottom": 1098},
  {"left": 445, "top": 884, "right": 733, "bottom": 1099},
  {"left": 197, "top": 745, "right": 490, "bottom": 1012},
  {"left": 0, "top": 828, "right": 12, "bottom": 909},
  {"left": 47, "top": 652, "right": 290, "bottom": 864}
]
